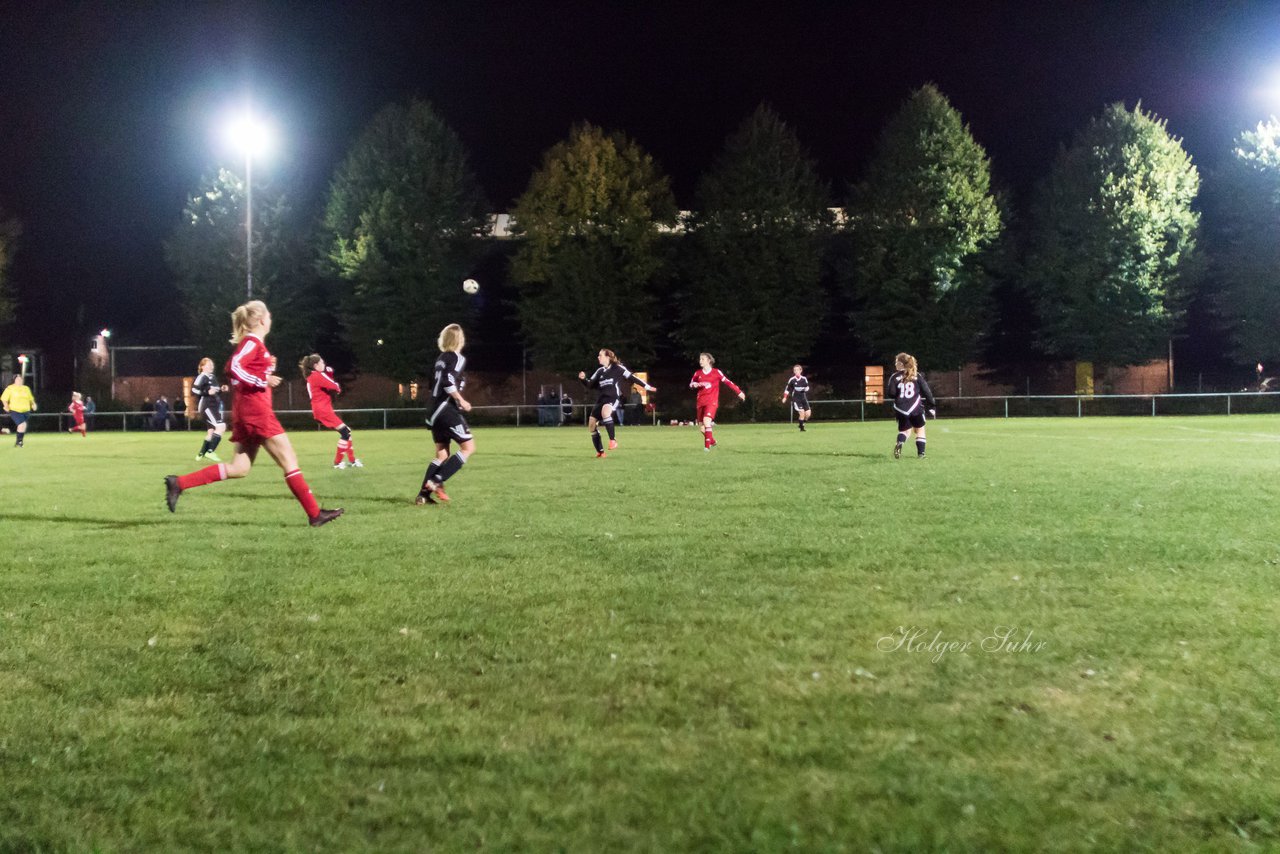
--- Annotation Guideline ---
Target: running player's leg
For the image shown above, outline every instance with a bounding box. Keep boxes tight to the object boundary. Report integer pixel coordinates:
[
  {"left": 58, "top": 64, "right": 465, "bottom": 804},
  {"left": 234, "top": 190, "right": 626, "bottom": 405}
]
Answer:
[
  {"left": 432, "top": 437, "right": 474, "bottom": 488},
  {"left": 167, "top": 444, "right": 254, "bottom": 512},
  {"left": 601, "top": 402, "right": 617, "bottom": 448},
  {"left": 588, "top": 412, "right": 604, "bottom": 455},
  {"left": 340, "top": 425, "right": 358, "bottom": 465},
  {"left": 914, "top": 416, "right": 927, "bottom": 457},
  {"left": 418, "top": 443, "right": 450, "bottom": 502},
  {"left": 421, "top": 413, "right": 474, "bottom": 502},
  {"left": 262, "top": 433, "right": 341, "bottom": 524},
  {"left": 701, "top": 405, "right": 717, "bottom": 449},
  {"left": 200, "top": 405, "right": 226, "bottom": 461},
  {"left": 332, "top": 424, "right": 347, "bottom": 467},
  {"left": 894, "top": 413, "right": 909, "bottom": 458},
  {"left": 198, "top": 427, "right": 212, "bottom": 459}
]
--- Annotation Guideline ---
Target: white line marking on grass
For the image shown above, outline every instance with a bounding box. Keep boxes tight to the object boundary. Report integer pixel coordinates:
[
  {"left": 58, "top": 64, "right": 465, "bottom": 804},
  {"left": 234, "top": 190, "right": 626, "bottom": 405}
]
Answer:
[
  {"left": 940, "top": 427, "right": 1246, "bottom": 444},
  {"left": 1170, "top": 425, "right": 1280, "bottom": 442}
]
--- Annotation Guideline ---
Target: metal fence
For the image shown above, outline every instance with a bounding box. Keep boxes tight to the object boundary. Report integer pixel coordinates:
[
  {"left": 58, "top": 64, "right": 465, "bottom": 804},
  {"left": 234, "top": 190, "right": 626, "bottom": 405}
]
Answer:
[
  {"left": 9, "top": 392, "right": 1280, "bottom": 434},
  {"left": 799, "top": 392, "right": 1280, "bottom": 422}
]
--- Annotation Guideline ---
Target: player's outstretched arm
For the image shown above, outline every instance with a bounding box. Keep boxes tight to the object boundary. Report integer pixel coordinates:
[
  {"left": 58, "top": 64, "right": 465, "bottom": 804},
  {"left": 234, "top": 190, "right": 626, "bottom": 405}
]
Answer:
[{"left": 720, "top": 373, "right": 745, "bottom": 400}]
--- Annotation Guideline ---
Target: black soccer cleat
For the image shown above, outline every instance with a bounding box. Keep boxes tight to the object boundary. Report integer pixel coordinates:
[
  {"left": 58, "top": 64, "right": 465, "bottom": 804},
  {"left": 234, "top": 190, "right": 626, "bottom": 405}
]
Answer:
[
  {"left": 415, "top": 490, "right": 437, "bottom": 505},
  {"left": 164, "top": 475, "right": 181, "bottom": 512},
  {"left": 309, "top": 507, "right": 344, "bottom": 527},
  {"left": 893, "top": 442, "right": 903, "bottom": 459}
]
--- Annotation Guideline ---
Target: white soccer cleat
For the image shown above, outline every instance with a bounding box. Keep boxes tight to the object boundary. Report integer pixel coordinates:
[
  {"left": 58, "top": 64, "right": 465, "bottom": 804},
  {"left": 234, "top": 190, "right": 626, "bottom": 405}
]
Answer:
[
  {"left": 334, "top": 461, "right": 348, "bottom": 469},
  {"left": 351, "top": 459, "right": 364, "bottom": 468}
]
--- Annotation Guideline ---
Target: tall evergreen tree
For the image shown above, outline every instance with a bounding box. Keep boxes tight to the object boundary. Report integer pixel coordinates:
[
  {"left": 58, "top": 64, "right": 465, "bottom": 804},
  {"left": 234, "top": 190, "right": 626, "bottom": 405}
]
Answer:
[
  {"left": 847, "top": 84, "right": 1002, "bottom": 369},
  {"left": 325, "top": 100, "right": 488, "bottom": 382},
  {"left": 1210, "top": 119, "right": 1280, "bottom": 368},
  {"left": 677, "top": 105, "right": 833, "bottom": 382},
  {"left": 511, "top": 124, "right": 677, "bottom": 372},
  {"left": 1026, "top": 102, "right": 1200, "bottom": 366},
  {"left": 165, "top": 169, "right": 321, "bottom": 363}
]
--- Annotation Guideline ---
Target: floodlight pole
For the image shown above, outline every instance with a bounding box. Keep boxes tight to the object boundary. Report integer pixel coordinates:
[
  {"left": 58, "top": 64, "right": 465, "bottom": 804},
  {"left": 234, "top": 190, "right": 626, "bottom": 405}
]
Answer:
[{"left": 245, "top": 152, "right": 254, "bottom": 300}]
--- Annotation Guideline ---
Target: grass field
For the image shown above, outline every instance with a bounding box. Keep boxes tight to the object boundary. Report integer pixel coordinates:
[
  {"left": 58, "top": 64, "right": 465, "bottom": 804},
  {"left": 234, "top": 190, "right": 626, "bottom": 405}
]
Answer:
[{"left": 2, "top": 416, "right": 1279, "bottom": 852}]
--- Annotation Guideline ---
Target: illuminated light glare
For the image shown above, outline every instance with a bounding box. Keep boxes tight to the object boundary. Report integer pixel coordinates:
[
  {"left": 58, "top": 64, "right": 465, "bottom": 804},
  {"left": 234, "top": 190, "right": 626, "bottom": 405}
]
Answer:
[
  {"left": 222, "top": 111, "right": 276, "bottom": 160},
  {"left": 100, "top": 328, "right": 111, "bottom": 339},
  {"left": 1254, "top": 67, "right": 1280, "bottom": 109}
]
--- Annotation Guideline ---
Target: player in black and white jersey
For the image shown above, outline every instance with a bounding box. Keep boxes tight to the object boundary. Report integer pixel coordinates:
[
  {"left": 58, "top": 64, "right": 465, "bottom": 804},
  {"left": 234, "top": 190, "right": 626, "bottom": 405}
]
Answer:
[
  {"left": 886, "top": 352, "right": 937, "bottom": 459},
  {"left": 782, "top": 364, "right": 812, "bottom": 431},
  {"left": 417, "top": 324, "right": 476, "bottom": 504},
  {"left": 191, "top": 357, "right": 228, "bottom": 462},
  {"left": 578, "top": 348, "right": 656, "bottom": 457}
]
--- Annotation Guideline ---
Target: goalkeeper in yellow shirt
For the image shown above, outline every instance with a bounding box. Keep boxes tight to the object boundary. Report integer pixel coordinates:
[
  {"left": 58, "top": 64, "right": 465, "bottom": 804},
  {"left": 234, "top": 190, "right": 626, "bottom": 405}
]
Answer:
[{"left": 2, "top": 373, "right": 37, "bottom": 447}]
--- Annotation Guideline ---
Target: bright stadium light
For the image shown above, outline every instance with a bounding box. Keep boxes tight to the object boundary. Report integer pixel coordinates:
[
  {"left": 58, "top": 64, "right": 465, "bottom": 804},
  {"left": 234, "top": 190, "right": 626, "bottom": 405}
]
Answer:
[
  {"left": 100, "top": 328, "right": 111, "bottom": 339},
  {"left": 225, "top": 114, "right": 274, "bottom": 158},
  {"left": 221, "top": 107, "right": 277, "bottom": 301}
]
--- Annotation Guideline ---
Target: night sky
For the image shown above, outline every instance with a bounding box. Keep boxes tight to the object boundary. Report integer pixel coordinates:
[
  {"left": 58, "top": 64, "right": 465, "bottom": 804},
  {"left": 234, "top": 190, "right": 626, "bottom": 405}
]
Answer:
[{"left": 3, "top": 1, "right": 1280, "bottom": 375}]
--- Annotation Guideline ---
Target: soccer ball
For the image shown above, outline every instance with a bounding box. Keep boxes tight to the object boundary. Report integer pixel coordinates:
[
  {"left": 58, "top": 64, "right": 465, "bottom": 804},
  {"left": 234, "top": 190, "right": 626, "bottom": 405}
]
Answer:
[{"left": 462, "top": 278, "right": 480, "bottom": 295}]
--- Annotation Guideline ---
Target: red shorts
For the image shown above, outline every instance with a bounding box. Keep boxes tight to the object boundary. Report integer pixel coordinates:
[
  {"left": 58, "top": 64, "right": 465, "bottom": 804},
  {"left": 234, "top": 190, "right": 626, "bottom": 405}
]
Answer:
[
  {"left": 231, "top": 409, "right": 285, "bottom": 450},
  {"left": 312, "top": 409, "right": 344, "bottom": 430},
  {"left": 697, "top": 403, "right": 718, "bottom": 423},
  {"left": 72, "top": 415, "right": 84, "bottom": 425}
]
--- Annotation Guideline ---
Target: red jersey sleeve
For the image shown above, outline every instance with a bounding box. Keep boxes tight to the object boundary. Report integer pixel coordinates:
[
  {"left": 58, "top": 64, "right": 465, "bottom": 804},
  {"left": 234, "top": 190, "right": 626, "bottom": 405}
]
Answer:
[
  {"left": 308, "top": 372, "right": 341, "bottom": 397},
  {"left": 718, "top": 370, "right": 743, "bottom": 396}
]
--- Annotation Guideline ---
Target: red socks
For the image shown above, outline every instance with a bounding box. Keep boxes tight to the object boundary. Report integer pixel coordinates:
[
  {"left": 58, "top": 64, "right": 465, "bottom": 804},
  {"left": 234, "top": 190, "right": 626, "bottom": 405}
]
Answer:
[
  {"left": 177, "top": 464, "right": 320, "bottom": 520},
  {"left": 346, "top": 443, "right": 356, "bottom": 463},
  {"left": 704, "top": 429, "right": 714, "bottom": 448},
  {"left": 177, "top": 463, "right": 227, "bottom": 490},
  {"left": 334, "top": 440, "right": 356, "bottom": 465},
  {"left": 284, "top": 469, "right": 320, "bottom": 518}
]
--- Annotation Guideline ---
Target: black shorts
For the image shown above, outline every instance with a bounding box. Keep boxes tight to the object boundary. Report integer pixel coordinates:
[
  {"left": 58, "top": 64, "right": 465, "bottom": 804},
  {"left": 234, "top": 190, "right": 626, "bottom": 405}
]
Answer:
[
  {"left": 791, "top": 395, "right": 810, "bottom": 412},
  {"left": 200, "top": 400, "right": 225, "bottom": 428},
  {"left": 428, "top": 404, "right": 473, "bottom": 445},
  {"left": 895, "top": 409, "right": 926, "bottom": 431},
  {"left": 591, "top": 397, "right": 620, "bottom": 421}
]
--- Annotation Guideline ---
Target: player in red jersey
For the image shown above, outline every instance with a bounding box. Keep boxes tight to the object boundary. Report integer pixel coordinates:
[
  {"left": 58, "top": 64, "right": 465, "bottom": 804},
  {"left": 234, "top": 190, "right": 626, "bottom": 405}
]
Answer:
[
  {"left": 689, "top": 352, "right": 745, "bottom": 451},
  {"left": 163, "top": 300, "right": 343, "bottom": 527},
  {"left": 67, "top": 391, "right": 87, "bottom": 437},
  {"left": 300, "top": 354, "right": 361, "bottom": 469}
]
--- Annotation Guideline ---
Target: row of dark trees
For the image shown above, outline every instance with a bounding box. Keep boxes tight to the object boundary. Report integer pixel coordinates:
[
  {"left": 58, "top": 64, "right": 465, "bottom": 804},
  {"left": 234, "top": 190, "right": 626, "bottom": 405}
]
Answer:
[
  {"left": 158, "top": 86, "right": 1279, "bottom": 388},
  {"left": 0, "top": 211, "right": 18, "bottom": 336}
]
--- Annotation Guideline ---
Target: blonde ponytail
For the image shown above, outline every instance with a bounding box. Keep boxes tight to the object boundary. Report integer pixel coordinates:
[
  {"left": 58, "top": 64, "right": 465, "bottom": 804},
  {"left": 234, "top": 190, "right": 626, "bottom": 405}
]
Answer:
[{"left": 230, "top": 300, "right": 269, "bottom": 344}]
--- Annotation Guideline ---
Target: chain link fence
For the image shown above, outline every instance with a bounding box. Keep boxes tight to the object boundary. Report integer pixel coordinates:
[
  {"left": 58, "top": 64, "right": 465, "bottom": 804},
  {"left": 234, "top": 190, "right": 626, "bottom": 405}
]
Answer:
[{"left": 8, "top": 392, "right": 1280, "bottom": 434}]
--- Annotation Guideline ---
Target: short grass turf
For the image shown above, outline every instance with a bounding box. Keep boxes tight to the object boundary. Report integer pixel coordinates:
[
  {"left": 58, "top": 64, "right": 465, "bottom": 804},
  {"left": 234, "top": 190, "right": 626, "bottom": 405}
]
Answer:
[{"left": 2, "top": 416, "right": 1279, "bottom": 852}]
